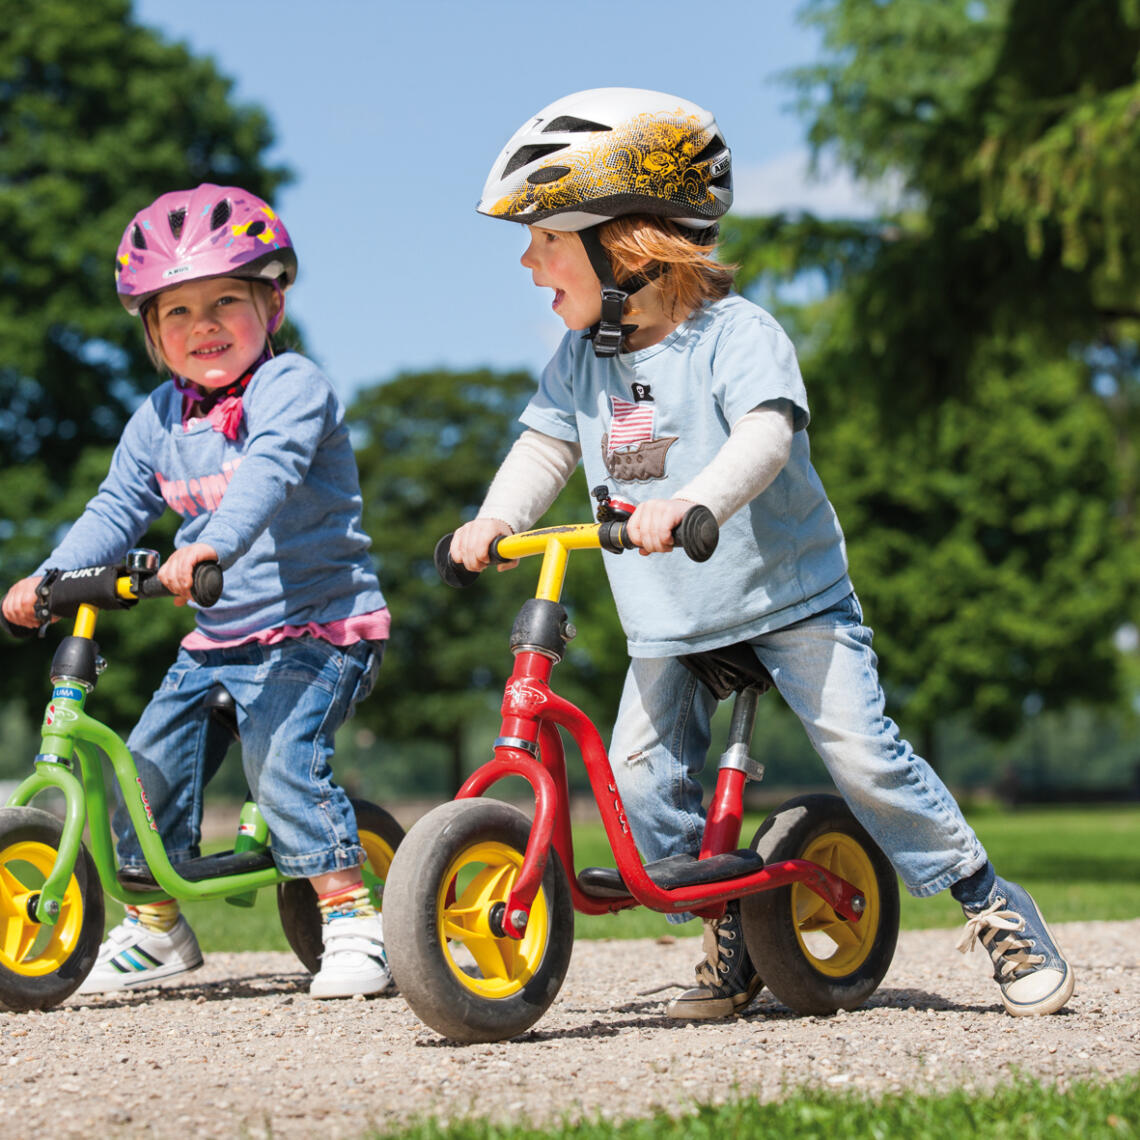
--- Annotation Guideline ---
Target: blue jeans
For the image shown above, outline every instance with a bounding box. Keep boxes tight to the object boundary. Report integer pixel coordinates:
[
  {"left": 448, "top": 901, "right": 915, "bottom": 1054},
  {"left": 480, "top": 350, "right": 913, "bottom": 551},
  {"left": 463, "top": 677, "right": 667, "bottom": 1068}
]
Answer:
[
  {"left": 114, "top": 638, "right": 381, "bottom": 879},
  {"left": 608, "top": 592, "right": 988, "bottom": 898}
]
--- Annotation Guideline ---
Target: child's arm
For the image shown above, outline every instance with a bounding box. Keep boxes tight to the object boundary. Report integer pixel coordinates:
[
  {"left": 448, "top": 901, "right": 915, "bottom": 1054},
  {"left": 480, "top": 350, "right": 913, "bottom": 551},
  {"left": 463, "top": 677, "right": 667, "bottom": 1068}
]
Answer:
[
  {"left": 451, "top": 430, "right": 580, "bottom": 572},
  {"left": 478, "top": 429, "right": 581, "bottom": 534},
  {"left": 627, "top": 401, "right": 794, "bottom": 554},
  {"left": 36, "top": 405, "right": 168, "bottom": 574}
]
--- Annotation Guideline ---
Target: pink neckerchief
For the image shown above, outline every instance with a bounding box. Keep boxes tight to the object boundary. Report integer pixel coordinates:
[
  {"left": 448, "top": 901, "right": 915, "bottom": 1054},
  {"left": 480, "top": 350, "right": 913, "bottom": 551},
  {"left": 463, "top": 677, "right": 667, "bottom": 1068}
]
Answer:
[{"left": 174, "top": 348, "right": 271, "bottom": 440}]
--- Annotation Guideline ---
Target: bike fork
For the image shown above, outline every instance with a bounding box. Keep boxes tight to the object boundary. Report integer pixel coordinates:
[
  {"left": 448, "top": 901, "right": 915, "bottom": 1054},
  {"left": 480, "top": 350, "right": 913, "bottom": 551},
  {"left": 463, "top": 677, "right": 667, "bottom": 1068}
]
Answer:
[{"left": 8, "top": 757, "right": 88, "bottom": 925}]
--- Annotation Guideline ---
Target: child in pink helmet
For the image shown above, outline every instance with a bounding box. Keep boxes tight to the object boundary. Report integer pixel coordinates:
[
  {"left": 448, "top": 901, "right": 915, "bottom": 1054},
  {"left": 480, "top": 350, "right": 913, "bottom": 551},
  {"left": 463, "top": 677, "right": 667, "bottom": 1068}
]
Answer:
[
  {"left": 2, "top": 184, "right": 393, "bottom": 1000},
  {"left": 451, "top": 88, "right": 1073, "bottom": 1020}
]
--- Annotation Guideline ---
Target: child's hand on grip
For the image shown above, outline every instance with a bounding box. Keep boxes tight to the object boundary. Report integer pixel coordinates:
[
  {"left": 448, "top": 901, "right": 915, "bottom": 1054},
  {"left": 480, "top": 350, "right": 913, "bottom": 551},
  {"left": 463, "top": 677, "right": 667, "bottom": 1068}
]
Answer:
[
  {"left": 450, "top": 518, "right": 518, "bottom": 573},
  {"left": 627, "top": 499, "right": 697, "bottom": 556}
]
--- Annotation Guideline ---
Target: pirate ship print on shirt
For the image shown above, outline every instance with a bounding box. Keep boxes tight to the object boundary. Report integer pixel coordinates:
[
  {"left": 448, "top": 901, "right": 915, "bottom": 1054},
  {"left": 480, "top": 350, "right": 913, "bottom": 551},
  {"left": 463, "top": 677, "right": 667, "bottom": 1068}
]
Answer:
[{"left": 601, "top": 385, "right": 677, "bottom": 482}]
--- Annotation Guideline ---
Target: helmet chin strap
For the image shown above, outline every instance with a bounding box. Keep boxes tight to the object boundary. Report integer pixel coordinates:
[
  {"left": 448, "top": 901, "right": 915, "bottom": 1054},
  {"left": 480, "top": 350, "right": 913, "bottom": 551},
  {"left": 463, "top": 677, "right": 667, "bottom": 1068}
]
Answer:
[{"left": 577, "top": 226, "right": 661, "bottom": 358}]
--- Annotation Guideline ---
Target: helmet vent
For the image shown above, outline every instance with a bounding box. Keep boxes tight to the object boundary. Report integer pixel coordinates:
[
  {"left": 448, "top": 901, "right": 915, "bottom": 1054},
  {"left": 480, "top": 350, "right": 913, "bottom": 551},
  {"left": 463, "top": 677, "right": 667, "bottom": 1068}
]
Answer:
[
  {"left": 544, "top": 116, "right": 610, "bottom": 134},
  {"left": 246, "top": 219, "right": 267, "bottom": 237},
  {"left": 694, "top": 137, "right": 732, "bottom": 186},
  {"left": 210, "top": 199, "right": 233, "bottom": 230},
  {"left": 131, "top": 224, "right": 147, "bottom": 250},
  {"left": 503, "top": 142, "right": 568, "bottom": 179},
  {"left": 528, "top": 166, "right": 570, "bottom": 186},
  {"left": 167, "top": 208, "right": 186, "bottom": 239}
]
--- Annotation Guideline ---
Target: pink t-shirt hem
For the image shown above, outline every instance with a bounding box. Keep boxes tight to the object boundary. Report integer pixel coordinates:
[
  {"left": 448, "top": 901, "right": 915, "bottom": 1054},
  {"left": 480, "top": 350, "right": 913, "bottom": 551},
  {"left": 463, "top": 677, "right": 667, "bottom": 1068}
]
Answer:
[{"left": 181, "top": 608, "right": 391, "bottom": 651}]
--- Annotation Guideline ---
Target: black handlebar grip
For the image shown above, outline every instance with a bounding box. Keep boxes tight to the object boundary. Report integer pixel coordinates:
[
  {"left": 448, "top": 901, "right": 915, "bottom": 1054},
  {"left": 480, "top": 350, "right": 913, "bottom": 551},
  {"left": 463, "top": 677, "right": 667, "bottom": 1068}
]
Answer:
[
  {"left": 598, "top": 520, "right": 637, "bottom": 553},
  {"left": 673, "top": 506, "right": 719, "bottom": 563},
  {"left": 137, "top": 574, "right": 170, "bottom": 600},
  {"left": 191, "top": 561, "right": 224, "bottom": 607},
  {"left": 136, "top": 560, "right": 224, "bottom": 607},
  {"left": 434, "top": 534, "right": 481, "bottom": 588},
  {"left": 0, "top": 610, "right": 39, "bottom": 640}
]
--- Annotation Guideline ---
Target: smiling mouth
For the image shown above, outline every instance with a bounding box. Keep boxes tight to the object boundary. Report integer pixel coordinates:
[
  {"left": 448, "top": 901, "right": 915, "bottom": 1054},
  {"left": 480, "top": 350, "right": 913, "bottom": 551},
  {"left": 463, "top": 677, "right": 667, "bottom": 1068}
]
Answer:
[
  {"left": 191, "top": 344, "right": 231, "bottom": 358},
  {"left": 552, "top": 289, "right": 565, "bottom": 310}
]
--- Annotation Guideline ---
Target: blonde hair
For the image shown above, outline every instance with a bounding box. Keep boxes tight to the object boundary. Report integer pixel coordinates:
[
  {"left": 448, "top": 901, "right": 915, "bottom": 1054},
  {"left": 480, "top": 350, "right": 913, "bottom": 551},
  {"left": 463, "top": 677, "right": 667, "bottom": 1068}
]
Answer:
[
  {"left": 598, "top": 215, "right": 735, "bottom": 322},
  {"left": 140, "top": 279, "right": 281, "bottom": 375}
]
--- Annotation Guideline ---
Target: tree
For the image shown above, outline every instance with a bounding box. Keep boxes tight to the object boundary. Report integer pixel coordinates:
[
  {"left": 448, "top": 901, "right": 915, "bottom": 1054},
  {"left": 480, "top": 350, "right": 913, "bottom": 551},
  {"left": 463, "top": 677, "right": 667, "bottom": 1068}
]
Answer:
[
  {"left": 718, "top": 0, "right": 1139, "bottom": 754},
  {"left": 350, "top": 369, "right": 628, "bottom": 794},
  {"left": 0, "top": 0, "right": 291, "bottom": 730},
  {"left": 972, "top": 0, "right": 1140, "bottom": 292},
  {"left": 0, "top": 0, "right": 290, "bottom": 475}
]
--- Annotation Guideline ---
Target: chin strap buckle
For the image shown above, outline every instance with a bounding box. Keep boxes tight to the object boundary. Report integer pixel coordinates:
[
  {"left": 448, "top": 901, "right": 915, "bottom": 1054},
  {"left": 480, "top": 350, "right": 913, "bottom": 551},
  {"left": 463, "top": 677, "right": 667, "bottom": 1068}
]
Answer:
[{"left": 591, "top": 287, "right": 631, "bottom": 357}]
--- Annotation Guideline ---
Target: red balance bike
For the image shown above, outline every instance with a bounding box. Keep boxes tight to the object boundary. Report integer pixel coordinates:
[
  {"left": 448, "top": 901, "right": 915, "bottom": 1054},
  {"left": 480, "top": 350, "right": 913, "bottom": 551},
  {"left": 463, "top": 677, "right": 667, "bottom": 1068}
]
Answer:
[{"left": 384, "top": 495, "right": 899, "bottom": 1043}]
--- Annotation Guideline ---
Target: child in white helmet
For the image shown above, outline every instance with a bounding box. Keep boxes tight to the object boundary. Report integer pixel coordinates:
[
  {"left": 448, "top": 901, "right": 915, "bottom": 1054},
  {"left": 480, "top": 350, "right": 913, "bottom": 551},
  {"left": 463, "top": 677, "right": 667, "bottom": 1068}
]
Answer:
[
  {"left": 449, "top": 87, "right": 1073, "bottom": 1020},
  {"left": 2, "top": 184, "right": 393, "bottom": 1000}
]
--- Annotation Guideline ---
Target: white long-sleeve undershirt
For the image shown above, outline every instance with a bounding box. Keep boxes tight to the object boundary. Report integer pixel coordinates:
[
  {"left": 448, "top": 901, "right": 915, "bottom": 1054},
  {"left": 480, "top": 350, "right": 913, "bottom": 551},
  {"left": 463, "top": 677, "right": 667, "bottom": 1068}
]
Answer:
[{"left": 477, "top": 400, "right": 795, "bottom": 531}]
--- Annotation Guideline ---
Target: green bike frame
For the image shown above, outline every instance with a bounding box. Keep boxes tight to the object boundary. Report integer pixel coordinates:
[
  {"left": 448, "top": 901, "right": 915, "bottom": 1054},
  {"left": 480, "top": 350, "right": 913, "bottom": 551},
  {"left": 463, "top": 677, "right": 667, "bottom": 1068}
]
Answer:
[{"left": 7, "top": 601, "right": 287, "bottom": 925}]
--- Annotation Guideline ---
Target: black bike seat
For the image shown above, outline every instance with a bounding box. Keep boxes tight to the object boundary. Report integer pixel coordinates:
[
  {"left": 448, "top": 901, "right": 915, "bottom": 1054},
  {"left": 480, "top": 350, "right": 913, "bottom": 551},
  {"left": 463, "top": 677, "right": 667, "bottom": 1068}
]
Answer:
[
  {"left": 678, "top": 642, "right": 773, "bottom": 700},
  {"left": 203, "top": 683, "right": 239, "bottom": 739}
]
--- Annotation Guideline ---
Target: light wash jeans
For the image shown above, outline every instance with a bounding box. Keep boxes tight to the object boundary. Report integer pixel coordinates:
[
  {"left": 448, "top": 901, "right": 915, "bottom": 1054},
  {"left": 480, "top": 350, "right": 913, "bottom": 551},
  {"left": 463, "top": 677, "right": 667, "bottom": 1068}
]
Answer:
[
  {"left": 113, "top": 638, "right": 381, "bottom": 879},
  {"left": 608, "top": 592, "right": 988, "bottom": 899}
]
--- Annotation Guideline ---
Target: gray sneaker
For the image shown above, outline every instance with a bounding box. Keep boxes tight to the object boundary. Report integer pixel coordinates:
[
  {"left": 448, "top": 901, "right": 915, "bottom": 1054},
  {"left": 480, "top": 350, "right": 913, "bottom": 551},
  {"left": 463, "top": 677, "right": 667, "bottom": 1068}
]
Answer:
[
  {"left": 667, "top": 900, "right": 761, "bottom": 1019},
  {"left": 76, "top": 912, "right": 203, "bottom": 994},
  {"left": 956, "top": 876, "right": 1074, "bottom": 1016}
]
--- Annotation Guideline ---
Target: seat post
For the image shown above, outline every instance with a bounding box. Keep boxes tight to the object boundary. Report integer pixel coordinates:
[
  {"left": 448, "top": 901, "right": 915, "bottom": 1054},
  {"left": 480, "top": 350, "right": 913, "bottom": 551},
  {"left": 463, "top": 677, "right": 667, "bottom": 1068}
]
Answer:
[
  {"left": 700, "top": 686, "right": 767, "bottom": 859},
  {"left": 725, "top": 685, "right": 761, "bottom": 755}
]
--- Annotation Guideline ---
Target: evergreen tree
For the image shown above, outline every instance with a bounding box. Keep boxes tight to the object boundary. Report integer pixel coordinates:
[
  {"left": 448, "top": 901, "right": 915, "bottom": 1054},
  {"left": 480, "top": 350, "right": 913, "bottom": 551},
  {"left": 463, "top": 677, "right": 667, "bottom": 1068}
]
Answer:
[{"left": 719, "top": 0, "right": 1139, "bottom": 754}]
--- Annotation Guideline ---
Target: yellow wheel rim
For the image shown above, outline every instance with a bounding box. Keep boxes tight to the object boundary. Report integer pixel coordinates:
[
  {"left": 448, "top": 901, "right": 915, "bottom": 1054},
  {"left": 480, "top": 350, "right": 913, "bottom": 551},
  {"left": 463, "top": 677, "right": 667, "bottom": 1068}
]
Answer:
[
  {"left": 359, "top": 828, "right": 397, "bottom": 911},
  {"left": 790, "top": 832, "right": 880, "bottom": 977},
  {"left": 0, "top": 840, "right": 86, "bottom": 977},
  {"left": 436, "top": 840, "right": 550, "bottom": 999}
]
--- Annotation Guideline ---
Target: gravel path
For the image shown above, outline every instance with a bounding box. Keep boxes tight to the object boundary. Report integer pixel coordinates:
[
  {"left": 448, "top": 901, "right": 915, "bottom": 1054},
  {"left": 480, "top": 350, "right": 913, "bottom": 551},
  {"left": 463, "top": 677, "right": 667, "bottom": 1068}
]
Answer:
[{"left": 1, "top": 919, "right": 1137, "bottom": 1139}]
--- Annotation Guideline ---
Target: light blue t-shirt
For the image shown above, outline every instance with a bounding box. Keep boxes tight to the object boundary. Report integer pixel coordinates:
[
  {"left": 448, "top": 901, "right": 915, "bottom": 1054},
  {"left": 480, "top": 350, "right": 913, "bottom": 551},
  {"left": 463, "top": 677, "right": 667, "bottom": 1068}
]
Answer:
[{"left": 520, "top": 293, "right": 851, "bottom": 657}]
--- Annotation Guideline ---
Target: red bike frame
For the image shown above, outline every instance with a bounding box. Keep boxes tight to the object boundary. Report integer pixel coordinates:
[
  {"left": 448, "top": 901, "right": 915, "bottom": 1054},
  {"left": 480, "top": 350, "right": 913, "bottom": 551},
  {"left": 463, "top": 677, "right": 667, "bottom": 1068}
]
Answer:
[{"left": 454, "top": 525, "right": 866, "bottom": 941}]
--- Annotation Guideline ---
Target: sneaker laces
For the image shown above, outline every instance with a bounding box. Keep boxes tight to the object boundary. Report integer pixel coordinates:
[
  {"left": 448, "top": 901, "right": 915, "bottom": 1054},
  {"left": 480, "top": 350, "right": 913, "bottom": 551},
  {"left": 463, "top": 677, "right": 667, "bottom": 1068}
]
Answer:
[
  {"left": 956, "top": 899, "right": 1045, "bottom": 979},
  {"left": 694, "top": 912, "right": 738, "bottom": 989}
]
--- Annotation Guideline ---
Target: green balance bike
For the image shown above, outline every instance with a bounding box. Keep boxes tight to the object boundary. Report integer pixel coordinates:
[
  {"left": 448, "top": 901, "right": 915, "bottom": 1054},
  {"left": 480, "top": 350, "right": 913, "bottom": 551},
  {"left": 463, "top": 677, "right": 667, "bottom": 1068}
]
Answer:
[{"left": 0, "top": 549, "right": 404, "bottom": 1011}]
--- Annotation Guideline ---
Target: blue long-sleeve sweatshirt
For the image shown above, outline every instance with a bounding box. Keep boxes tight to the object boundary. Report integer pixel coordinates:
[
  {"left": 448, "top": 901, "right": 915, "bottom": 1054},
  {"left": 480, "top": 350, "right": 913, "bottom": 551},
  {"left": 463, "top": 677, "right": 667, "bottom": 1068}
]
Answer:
[{"left": 38, "top": 353, "right": 386, "bottom": 641}]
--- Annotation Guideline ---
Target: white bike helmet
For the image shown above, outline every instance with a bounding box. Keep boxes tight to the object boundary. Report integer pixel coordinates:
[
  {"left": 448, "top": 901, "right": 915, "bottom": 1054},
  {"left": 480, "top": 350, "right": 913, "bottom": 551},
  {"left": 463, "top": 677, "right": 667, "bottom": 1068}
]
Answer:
[{"left": 478, "top": 88, "right": 732, "bottom": 355}]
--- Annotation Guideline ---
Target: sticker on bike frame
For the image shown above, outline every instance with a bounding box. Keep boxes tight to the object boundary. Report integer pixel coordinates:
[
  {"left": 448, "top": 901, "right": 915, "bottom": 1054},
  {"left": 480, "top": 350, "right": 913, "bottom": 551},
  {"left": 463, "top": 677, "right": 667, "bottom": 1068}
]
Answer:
[
  {"left": 137, "top": 777, "right": 160, "bottom": 831},
  {"left": 51, "top": 685, "right": 84, "bottom": 702},
  {"left": 44, "top": 703, "right": 78, "bottom": 727}
]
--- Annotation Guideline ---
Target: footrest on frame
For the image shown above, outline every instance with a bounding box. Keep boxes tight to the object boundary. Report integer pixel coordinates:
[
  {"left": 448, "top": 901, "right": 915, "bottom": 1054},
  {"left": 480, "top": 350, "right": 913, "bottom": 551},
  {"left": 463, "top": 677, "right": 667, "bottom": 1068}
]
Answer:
[
  {"left": 577, "top": 849, "right": 765, "bottom": 899},
  {"left": 118, "top": 849, "right": 276, "bottom": 891}
]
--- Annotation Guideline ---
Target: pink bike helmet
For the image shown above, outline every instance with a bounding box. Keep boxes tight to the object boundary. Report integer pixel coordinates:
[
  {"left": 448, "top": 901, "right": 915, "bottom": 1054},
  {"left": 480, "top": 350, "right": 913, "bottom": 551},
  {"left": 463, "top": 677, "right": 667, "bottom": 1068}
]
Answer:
[{"left": 114, "top": 183, "right": 297, "bottom": 317}]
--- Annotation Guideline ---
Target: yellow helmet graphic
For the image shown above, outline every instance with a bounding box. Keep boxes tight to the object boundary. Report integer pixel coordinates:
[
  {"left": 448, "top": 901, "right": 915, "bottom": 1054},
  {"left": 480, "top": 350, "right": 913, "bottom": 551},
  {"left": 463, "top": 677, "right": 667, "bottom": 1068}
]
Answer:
[{"left": 478, "top": 87, "right": 732, "bottom": 232}]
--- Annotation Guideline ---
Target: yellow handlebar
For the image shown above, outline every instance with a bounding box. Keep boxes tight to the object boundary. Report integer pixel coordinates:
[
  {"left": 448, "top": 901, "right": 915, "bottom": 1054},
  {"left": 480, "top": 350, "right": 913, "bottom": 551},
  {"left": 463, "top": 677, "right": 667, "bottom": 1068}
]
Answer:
[
  {"left": 434, "top": 506, "right": 717, "bottom": 600},
  {"left": 495, "top": 524, "right": 623, "bottom": 602}
]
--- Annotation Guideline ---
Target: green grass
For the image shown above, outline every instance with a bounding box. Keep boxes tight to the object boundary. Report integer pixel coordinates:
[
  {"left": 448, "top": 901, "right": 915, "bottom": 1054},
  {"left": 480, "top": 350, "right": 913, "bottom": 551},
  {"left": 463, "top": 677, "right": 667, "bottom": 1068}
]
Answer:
[
  {"left": 360, "top": 1076, "right": 1140, "bottom": 1140},
  {"left": 104, "top": 801, "right": 1140, "bottom": 952}
]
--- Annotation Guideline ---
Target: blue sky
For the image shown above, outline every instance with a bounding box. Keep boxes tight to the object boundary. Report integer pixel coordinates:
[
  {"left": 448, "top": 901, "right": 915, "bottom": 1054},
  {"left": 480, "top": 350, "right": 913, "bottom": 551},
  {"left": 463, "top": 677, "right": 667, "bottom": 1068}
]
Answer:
[{"left": 133, "top": 0, "right": 869, "bottom": 401}]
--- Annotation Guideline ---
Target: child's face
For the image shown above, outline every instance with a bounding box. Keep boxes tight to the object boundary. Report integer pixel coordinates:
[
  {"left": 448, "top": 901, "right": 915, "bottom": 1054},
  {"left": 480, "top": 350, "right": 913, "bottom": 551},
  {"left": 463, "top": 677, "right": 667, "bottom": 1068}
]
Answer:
[
  {"left": 153, "top": 277, "right": 279, "bottom": 389},
  {"left": 520, "top": 227, "right": 602, "bottom": 331}
]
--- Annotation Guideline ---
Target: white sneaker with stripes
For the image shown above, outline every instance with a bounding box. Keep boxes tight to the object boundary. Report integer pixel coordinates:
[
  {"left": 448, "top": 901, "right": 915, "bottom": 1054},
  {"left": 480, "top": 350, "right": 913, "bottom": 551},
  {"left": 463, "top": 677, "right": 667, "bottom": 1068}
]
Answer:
[{"left": 76, "top": 912, "right": 203, "bottom": 994}]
